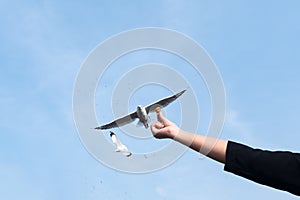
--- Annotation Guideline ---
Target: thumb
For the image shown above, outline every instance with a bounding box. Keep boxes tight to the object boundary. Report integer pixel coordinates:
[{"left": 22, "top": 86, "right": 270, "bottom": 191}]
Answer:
[{"left": 155, "top": 108, "right": 171, "bottom": 125}]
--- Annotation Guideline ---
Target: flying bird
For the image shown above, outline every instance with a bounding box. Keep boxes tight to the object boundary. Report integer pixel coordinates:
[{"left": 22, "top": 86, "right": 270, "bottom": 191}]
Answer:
[
  {"left": 110, "top": 131, "right": 132, "bottom": 157},
  {"left": 95, "top": 89, "right": 186, "bottom": 129}
]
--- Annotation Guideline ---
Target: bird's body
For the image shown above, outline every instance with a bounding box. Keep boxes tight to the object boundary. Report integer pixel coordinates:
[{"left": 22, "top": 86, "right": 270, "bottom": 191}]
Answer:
[
  {"left": 95, "top": 89, "right": 186, "bottom": 130},
  {"left": 136, "top": 105, "right": 149, "bottom": 128},
  {"left": 110, "top": 132, "right": 132, "bottom": 157}
]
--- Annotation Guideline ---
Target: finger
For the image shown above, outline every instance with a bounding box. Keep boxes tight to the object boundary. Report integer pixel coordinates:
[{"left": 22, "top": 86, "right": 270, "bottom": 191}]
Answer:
[
  {"left": 156, "top": 111, "right": 171, "bottom": 125},
  {"left": 150, "top": 123, "right": 161, "bottom": 135},
  {"left": 155, "top": 121, "right": 164, "bottom": 129},
  {"left": 151, "top": 122, "right": 164, "bottom": 131},
  {"left": 155, "top": 107, "right": 161, "bottom": 113}
]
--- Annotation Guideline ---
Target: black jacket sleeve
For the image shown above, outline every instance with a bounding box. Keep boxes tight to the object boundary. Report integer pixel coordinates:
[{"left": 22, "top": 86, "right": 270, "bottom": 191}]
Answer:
[{"left": 224, "top": 141, "right": 300, "bottom": 196}]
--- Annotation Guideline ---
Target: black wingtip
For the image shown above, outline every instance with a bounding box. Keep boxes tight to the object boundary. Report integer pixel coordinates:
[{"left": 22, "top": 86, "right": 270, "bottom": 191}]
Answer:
[
  {"left": 110, "top": 131, "right": 115, "bottom": 137},
  {"left": 177, "top": 89, "right": 187, "bottom": 97}
]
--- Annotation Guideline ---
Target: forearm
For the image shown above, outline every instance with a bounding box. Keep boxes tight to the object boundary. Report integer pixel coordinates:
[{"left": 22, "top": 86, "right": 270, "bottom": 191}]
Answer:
[{"left": 173, "top": 130, "right": 228, "bottom": 163}]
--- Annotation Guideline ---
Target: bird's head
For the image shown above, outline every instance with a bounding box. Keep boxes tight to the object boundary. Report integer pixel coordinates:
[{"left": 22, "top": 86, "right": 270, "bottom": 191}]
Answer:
[
  {"left": 110, "top": 131, "right": 114, "bottom": 137},
  {"left": 137, "top": 105, "right": 142, "bottom": 110}
]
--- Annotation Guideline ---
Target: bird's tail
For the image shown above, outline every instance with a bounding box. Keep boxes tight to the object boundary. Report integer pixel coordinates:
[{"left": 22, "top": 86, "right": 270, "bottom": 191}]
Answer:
[
  {"left": 136, "top": 120, "right": 144, "bottom": 127},
  {"left": 137, "top": 120, "right": 149, "bottom": 128}
]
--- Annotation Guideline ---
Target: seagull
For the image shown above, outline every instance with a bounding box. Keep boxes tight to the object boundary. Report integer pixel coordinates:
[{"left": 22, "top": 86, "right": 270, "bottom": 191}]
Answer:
[
  {"left": 95, "top": 89, "right": 186, "bottom": 129},
  {"left": 110, "top": 131, "right": 132, "bottom": 157}
]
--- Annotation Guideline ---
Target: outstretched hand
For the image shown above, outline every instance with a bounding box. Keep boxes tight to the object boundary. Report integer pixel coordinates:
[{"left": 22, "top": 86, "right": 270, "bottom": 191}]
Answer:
[{"left": 151, "top": 107, "right": 180, "bottom": 139}]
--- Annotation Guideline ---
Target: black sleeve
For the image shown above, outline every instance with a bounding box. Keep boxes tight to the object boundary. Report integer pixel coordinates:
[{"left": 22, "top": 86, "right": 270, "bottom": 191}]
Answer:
[{"left": 224, "top": 141, "right": 300, "bottom": 196}]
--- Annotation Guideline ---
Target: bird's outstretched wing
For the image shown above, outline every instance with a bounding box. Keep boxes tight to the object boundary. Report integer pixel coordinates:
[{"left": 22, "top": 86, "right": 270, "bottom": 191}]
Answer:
[
  {"left": 110, "top": 131, "right": 132, "bottom": 157},
  {"left": 95, "top": 112, "right": 138, "bottom": 130},
  {"left": 145, "top": 89, "right": 186, "bottom": 113},
  {"left": 110, "top": 131, "right": 123, "bottom": 147}
]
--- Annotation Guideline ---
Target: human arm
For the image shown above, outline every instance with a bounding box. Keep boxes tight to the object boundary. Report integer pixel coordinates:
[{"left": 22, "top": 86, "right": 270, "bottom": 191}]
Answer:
[
  {"left": 151, "top": 109, "right": 228, "bottom": 163},
  {"left": 151, "top": 109, "right": 300, "bottom": 196}
]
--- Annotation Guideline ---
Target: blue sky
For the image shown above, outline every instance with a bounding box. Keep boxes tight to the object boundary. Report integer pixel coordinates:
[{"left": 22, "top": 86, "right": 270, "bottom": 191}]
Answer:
[{"left": 1, "top": 0, "right": 300, "bottom": 199}]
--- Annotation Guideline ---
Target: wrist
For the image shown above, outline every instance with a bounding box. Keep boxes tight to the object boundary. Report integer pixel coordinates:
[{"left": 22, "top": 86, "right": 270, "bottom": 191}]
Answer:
[{"left": 170, "top": 127, "right": 181, "bottom": 139}]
